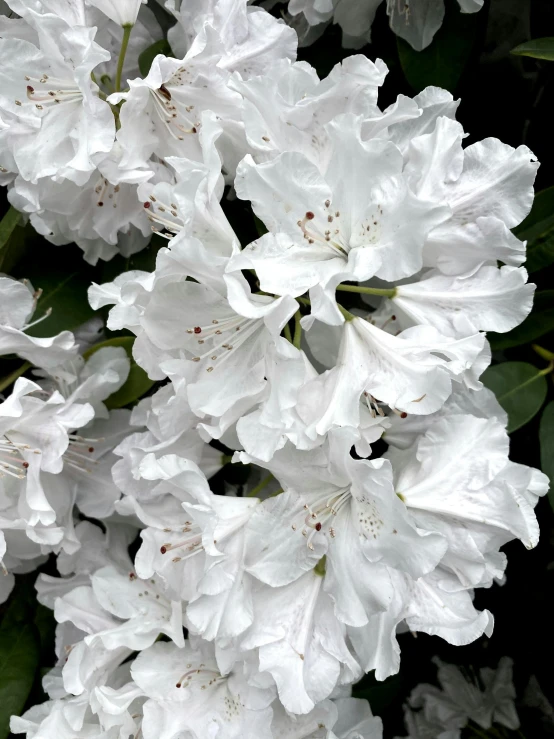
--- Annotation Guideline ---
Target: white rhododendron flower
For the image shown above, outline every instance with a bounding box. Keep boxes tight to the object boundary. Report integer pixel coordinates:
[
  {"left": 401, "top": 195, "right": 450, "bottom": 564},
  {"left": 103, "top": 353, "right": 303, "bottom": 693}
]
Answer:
[
  {"left": 287, "top": 0, "right": 484, "bottom": 51},
  {"left": 0, "top": 0, "right": 547, "bottom": 736},
  {"left": 0, "top": 8, "right": 114, "bottom": 185},
  {"left": 88, "top": 0, "right": 147, "bottom": 27},
  {"left": 397, "top": 657, "right": 519, "bottom": 738}
]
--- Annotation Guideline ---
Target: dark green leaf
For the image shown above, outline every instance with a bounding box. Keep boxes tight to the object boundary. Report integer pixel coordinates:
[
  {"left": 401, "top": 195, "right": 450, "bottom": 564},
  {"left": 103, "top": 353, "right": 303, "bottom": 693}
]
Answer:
[
  {"left": 85, "top": 336, "right": 155, "bottom": 408},
  {"left": 511, "top": 38, "right": 554, "bottom": 61},
  {"left": 539, "top": 402, "right": 554, "bottom": 511},
  {"left": 353, "top": 672, "right": 404, "bottom": 716},
  {"left": 396, "top": 0, "right": 482, "bottom": 92},
  {"left": 488, "top": 291, "right": 554, "bottom": 350},
  {"left": 525, "top": 228, "right": 554, "bottom": 273},
  {"left": 0, "top": 207, "right": 21, "bottom": 255},
  {"left": 24, "top": 268, "right": 96, "bottom": 339},
  {"left": 139, "top": 39, "right": 173, "bottom": 77},
  {"left": 0, "top": 592, "right": 40, "bottom": 739},
  {"left": 482, "top": 361, "right": 548, "bottom": 432},
  {"left": 515, "top": 186, "right": 554, "bottom": 242},
  {"left": 511, "top": 187, "right": 554, "bottom": 273}
]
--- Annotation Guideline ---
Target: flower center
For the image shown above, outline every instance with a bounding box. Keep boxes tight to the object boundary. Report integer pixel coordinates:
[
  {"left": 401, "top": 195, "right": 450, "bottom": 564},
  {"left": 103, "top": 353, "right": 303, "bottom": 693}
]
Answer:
[
  {"left": 186, "top": 314, "right": 261, "bottom": 374},
  {"left": 149, "top": 77, "right": 198, "bottom": 141},
  {"left": 143, "top": 194, "right": 184, "bottom": 239},
  {"left": 23, "top": 74, "right": 82, "bottom": 111},
  {"left": 291, "top": 488, "right": 351, "bottom": 549}
]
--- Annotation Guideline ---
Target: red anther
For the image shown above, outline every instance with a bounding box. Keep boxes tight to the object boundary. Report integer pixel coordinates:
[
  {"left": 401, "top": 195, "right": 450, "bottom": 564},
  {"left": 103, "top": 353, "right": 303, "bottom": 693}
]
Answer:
[
  {"left": 144, "top": 201, "right": 151, "bottom": 209},
  {"left": 400, "top": 412, "right": 408, "bottom": 419},
  {"left": 194, "top": 327, "right": 202, "bottom": 334},
  {"left": 305, "top": 211, "right": 315, "bottom": 220},
  {"left": 191, "top": 127, "right": 197, "bottom": 133},
  {"left": 129, "top": 573, "right": 136, "bottom": 580},
  {"left": 315, "top": 522, "right": 322, "bottom": 531},
  {"left": 175, "top": 682, "right": 182, "bottom": 688},
  {"left": 160, "top": 546, "right": 167, "bottom": 554},
  {"left": 88, "top": 447, "right": 94, "bottom": 453},
  {"left": 97, "top": 201, "right": 104, "bottom": 207},
  {"left": 27, "top": 85, "right": 34, "bottom": 93},
  {"left": 22, "top": 461, "right": 29, "bottom": 469}
]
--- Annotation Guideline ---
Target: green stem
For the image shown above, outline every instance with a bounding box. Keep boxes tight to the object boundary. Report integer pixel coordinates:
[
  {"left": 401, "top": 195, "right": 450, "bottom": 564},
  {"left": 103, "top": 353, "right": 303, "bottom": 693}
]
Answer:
[
  {"left": 336, "top": 283, "right": 397, "bottom": 298},
  {"left": 0, "top": 361, "right": 31, "bottom": 394},
  {"left": 297, "top": 296, "right": 311, "bottom": 306},
  {"left": 337, "top": 303, "right": 355, "bottom": 322},
  {"left": 283, "top": 323, "right": 292, "bottom": 343},
  {"left": 467, "top": 724, "right": 491, "bottom": 739},
  {"left": 115, "top": 24, "right": 133, "bottom": 93},
  {"left": 533, "top": 343, "right": 554, "bottom": 362},
  {"left": 293, "top": 311, "right": 302, "bottom": 349},
  {"left": 247, "top": 473, "right": 274, "bottom": 498}
]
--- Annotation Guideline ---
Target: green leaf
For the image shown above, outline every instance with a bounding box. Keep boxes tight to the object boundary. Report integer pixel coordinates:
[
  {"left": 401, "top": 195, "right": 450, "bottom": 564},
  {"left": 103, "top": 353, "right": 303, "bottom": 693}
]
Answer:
[
  {"left": 24, "top": 268, "right": 96, "bottom": 339},
  {"left": 353, "top": 672, "right": 403, "bottom": 716},
  {"left": 488, "top": 291, "right": 554, "bottom": 350},
  {"left": 0, "top": 207, "right": 21, "bottom": 257},
  {"left": 482, "top": 361, "right": 549, "bottom": 433},
  {"left": 139, "top": 39, "right": 173, "bottom": 77},
  {"left": 85, "top": 336, "right": 155, "bottom": 408},
  {"left": 396, "top": 0, "right": 482, "bottom": 92},
  {"left": 515, "top": 186, "right": 554, "bottom": 241},
  {"left": 540, "top": 402, "right": 554, "bottom": 511},
  {"left": 0, "top": 593, "right": 40, "bottom": 739},
  {"left": 511, "top": 37, "right": 554, "bottom": 61},
  {"left": 511, "top": 187, "right": 554, "bottom": 273}
]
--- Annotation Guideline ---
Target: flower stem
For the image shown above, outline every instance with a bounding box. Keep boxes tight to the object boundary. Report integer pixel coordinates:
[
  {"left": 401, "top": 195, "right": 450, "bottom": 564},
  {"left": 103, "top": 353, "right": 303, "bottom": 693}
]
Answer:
[
  {"left": 532, "top": 343, "right": 554, "bottom": 362},
  {"left": 283, "top": 323, "right": 292, "bottom": 343},
  {"left": 293, "top": 311, "right": 302, "bottom": 349},
  {"left": 115, "top": 24, "right": 133, "bottom": 93},
  {"left": 337, "top": 303, "right": 355, "bottom": 322},
  {"left": 247, "top": 473, "right": 274, "bottom": 498},
  {"left": 0, "top": 361, "right": 31, "bottom": 395},
  {"left": 336, "top": 283, "right": 397, "bottom": 298}
]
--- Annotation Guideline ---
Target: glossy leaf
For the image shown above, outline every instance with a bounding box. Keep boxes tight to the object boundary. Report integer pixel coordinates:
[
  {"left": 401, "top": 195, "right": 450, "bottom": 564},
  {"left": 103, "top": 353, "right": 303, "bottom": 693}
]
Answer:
[
  {"left": 482, "top": 361, "right": 548, "bottom": 433},
  {"left": 0, "top": 207, "right": 21, "bottom": 255},
  {"left": 397, "top": 0, "right": 482, "bottom": 92},
  {"left": 85, "top": 336, "right": 155, "bottom": 408},
  {"left": 511, "top": 38, "right": 554, "bottom": 61},
  {"left": 0, "top": 594, "right": 40, "bottom": 739},
  {"left": 512, "top": 186, "right": 554, "bottom": 273},
  {"left": 488, "top": 291, "right": 554, "bottom": 350},
  {"left": 539, "top": 402, "right": 554, "bottom": 511},
  {"left": 138, "top": 39, "right": 173, "bottom": 77}
]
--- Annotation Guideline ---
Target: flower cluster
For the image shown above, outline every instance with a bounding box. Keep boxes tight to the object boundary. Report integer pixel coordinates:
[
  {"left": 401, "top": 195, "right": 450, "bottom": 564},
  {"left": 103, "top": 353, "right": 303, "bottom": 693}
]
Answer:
[
  {"left": 285, "top": 0, "right": 484, "bottom": 50},
  {"left": 397, "top": 657, "right": 520, "bottom": 738},
  {"left": 0, "top": 0, "right": 548, "bottom": 737}
]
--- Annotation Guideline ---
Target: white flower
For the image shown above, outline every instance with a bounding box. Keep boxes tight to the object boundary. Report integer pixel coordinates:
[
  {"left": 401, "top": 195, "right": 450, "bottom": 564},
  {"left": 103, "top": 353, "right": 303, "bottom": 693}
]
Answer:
[
  {"left": 232, "top": 114, "right": 447, "bottom": 324},
  {"left": 240, "top": 569, "right": 363, "bottom": 714},
  {"left": 400, "top": 657, "right": 519, "bottom": 737},
  {"left": 369, "top": 265, "right": 535, "bottom": 339},
  {"left": 301, "top": 314, "right": 484, "bottom": 433},
  {"left": 164, "top": 0, "right": 296, "bottom": 73},
  {"left": 229, "top": 55, "right": 388, "bottom": 165},
  {"left": 386, "top": 413, "right": 548, "bottom": 587},
  {"left": 87, "top": 0, "right": 146, "bottom": 26},
  {"left": 131, "top": 639, "right": 274, "bottom": 739},
  {"left": 8, "top": 144, "right": 162, "bottom": 264},
  {"left": 388, "top": 0, "right": 484, "bottom": 51},
  {"left": 406, "top": 117, "right": 538, "bottom": 276},
  {"left": 0, "top": 8, "right": 115, "bottom": 185},
  {"left": 288, "top": 0, "right": 484, "bottom": 51},
  {"left": 110, "top": 50, "right": 244, "bottom": 176},
  {"left": 0, "top": 276, "right": 77, "bottom": 369}
]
